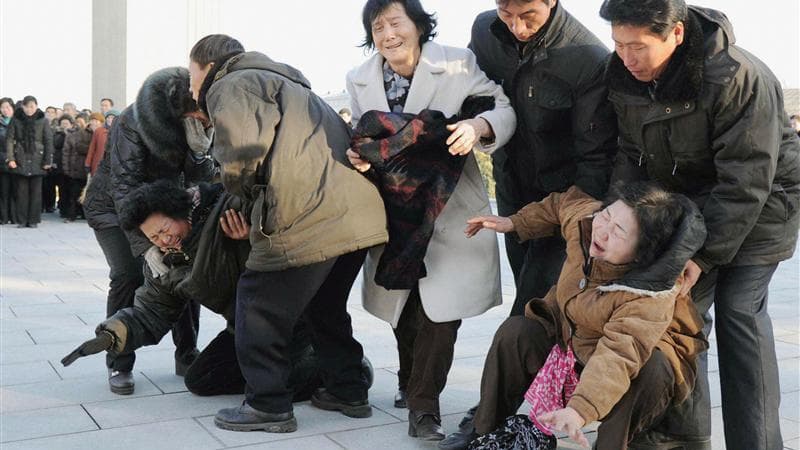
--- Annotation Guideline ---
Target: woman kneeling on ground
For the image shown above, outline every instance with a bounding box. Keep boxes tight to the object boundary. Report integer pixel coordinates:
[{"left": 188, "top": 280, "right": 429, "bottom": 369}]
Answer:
[{"left": 459, "top": 182, "right": 707, "bottom": 450}]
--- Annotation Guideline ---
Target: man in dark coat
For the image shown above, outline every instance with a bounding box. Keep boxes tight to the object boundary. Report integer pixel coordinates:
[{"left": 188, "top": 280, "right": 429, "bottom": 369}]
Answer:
[
  {"left": 600, "top": 1, "right": 800, "bottom": 449},
  {"left": 468, "top": 0, "right": 618, "bottom": 317},
  {"left": 188, "top": 34, "right": 388, "bottom": 433},
  {"left": 83, "top": 67, "right": 212, "bottom": 396},
  {"left": 0, "top": 97, "right": 16, "bottom": 224},
  {"left": 5, "top": 95, "right": 53, "bottom": 228}
]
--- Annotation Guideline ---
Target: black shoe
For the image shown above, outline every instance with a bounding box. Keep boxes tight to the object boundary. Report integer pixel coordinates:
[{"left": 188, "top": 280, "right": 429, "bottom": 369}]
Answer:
[
  {"left": 408, "top": 410, "right": 445, "bottom": 441},
  {"left": 629, "top": 430, "right": 712, "bottom": 450},
  {"left": 394, "top": 389, "right": 407, "bottom": 408},
  {"left": 27, "top": 223, "right": 37, "bottom": 228},
  {"left": 214, "top": 402, "right": 297, "bottom": 432},
  {"left": 311, "top": 388, "right": 372, "bottom": 418},
  {"left": 108, "top": 369, "right": 135, "bottom": 395},
  {"left": 175, "top": 348, "right": 200, "bottom": 377},
  {"left": 438, "top": 407, "right": 477, "bottom": 450}
]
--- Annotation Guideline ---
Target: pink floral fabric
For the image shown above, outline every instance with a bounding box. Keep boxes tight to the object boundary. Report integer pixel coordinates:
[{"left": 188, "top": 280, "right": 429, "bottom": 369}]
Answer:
[{"left": 524, "top": 344, "right": 580, "bottom": 435}]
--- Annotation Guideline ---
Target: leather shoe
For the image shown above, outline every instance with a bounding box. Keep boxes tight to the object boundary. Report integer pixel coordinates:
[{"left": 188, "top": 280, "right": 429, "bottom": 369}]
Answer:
[
  {"left": 408, "top": 410, "right": 445, "bottom": 441},
  {"left": 438, "top": 407, "right": 477, "bottom": 449},
  {"left": 214, "top": 402, "right": 297, "bottom": 432},
  {"left": 394, "top": 389, "right": 407, "bottom": 408},
  {"left": 108, "top": 369, "right": 135, "bottom": 395},
  {"left": 629, "top": 430, "right": 712, "bottom": 450},
  {"left": 311, "top": 388, "right": 372, "bottom": 418}
]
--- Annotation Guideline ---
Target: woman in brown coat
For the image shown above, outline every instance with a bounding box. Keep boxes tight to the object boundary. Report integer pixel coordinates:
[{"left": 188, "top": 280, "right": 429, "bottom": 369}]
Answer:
[{"left": 457, "top": 183, "right": 708, "bottom": 450}]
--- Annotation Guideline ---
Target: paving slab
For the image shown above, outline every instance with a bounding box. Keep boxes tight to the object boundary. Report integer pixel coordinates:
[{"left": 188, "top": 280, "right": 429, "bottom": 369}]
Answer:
[{"left": 0, "top": 404, "right": 98, "bottom": 443}]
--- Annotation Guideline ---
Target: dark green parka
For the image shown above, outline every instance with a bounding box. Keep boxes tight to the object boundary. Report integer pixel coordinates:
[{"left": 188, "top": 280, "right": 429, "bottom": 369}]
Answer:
[
  {"left": 200, "top": 52, "right": 388, "bottom": 272},
  {"left": 607, "top": 6, "right": 800, "bottom": 270}
]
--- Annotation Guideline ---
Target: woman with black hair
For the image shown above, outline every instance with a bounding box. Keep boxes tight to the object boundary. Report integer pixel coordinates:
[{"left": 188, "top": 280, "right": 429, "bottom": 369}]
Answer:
[
  {"left": 82, "top": 67, "right": 213, "bottom": 396},
  {"left": 452, "top": 183, "right": 708, "bottom": 450},
  {"left": 344, "top": 0, "right": 515, "bottom": 440}
]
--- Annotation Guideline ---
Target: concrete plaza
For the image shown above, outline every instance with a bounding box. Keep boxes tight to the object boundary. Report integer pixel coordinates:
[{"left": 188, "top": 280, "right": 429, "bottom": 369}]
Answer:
[{"left": 1, "top": 213, "right": 798, "bottom": 449}]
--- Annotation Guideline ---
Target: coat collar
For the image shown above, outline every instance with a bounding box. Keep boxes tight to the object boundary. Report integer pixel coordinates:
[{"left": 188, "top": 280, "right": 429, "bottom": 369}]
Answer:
[
  {"left": 351, "top": 41, "right": 447, "bottom": 115},
  {"left": 605, "top": 10, "right": 705, "bottom": 103}
]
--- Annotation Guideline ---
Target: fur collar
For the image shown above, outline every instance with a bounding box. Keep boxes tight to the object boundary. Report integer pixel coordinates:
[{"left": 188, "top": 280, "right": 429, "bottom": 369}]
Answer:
[
  {"left": 605, "top": 11, "right": 705, "bottom": 102},
  {"left": 132, "top": 67, "right": 195, "bottom": 172},
  {"left": 13, "top": 108, "right": 44, "bottom": 122}
]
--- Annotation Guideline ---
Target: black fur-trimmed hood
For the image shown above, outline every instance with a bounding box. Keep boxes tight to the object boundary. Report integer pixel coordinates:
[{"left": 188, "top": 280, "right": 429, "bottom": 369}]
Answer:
[
  {"left": 605, "top": 8, "right": 708, "bottom": 102},
  {"left": 597, "top": 194, "right": 707, "bottom": 296},
  {"left": 133, "top": 67, "right": 195, "bottom": 171}
]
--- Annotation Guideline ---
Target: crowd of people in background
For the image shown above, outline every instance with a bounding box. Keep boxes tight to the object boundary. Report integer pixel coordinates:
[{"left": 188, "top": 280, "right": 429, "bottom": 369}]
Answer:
[
  {"left": 5, "top": 0, "right": 800, "bottom": 449},
  {"left": 0, "top": 96, "right": 120, "bottom": 227}
]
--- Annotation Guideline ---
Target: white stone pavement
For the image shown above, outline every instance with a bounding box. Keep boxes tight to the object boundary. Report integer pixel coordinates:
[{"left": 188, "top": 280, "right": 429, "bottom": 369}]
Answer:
[{"left": 1, "top": 213, "right": 798, "bottom": 449}]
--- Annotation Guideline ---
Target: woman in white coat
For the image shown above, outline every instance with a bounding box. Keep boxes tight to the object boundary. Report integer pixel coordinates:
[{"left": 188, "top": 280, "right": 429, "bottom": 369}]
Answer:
[{"left": 346, "top": 0, "right": 515, "bottom": 441}]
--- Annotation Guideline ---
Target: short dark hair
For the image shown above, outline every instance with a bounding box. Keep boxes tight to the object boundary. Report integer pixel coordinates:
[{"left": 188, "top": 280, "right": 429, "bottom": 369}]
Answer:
[
  {"left": 360, "top": 0, "right": 437, "bottom": 50},
  {"left": 118, "top": 180, "right": 193, "bottom": 231},
  {"left": 603, "top": 181, "right": 684, "bottom": 268},
  {"left": 0, "top": 97, "right": 14, "bottom": 109},
  {"left": 190, "top": 34, "right": 245, "bottom": 66},
  {"left": 59, "top": 114, "right": 75, "bottom": 125},
  {"left": 45, "top": 106, "right": 57, "bottom": 112},
  {"left": 22, "top": 95, "right": 38, "bottom": 106},
  {"left": 496, "top": 0, "right": 551, "bottom": 7},
  {"left": 100, "top": 98, "right": 114, "bottom": 106},
  {"left": 75, "top": 113, "right": 89, "bottom": 123},
  {"left": 599, "top": 0, "right": 687, "bottom": 38}
]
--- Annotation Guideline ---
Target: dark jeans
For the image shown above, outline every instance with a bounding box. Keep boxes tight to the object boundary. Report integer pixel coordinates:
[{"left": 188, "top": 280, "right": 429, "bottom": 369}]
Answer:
[
  {"left": 473, "top": 316, "right": 675, "bottom": 450},
  {"left": 393, "top": 287, "right": 461, "bottom": 414},
  {"left": 94, "top": 226, "right": 200, "bottom": 372},
  {"left": 656, "top": 264, "right": 782, "bottom": 449},
  {"left": 235, "top": 249, "right": 369, "bottom": 413},
  {"left": 491, "top": 149, "right": 566, "bottom": 316},
  {"left": 0, "top": 172, "right": 16, "bottom": 223},
  {"left": 14, "top": 175, "right": 42, "bottom": 225},
  {"left": 185, "top": 327, "right": 322, "bottom": 401},
  {"left": 63, "top": 176, "right": 86, "bottom": 220}
]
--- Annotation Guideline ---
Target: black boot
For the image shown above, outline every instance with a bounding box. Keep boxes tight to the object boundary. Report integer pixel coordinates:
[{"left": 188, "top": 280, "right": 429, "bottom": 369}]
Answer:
[
  {"left": 439, "top": 406, "right": 478, "bottom": 449},
  {"left": 214, "top": 402, "right": 297, "bottom": 432},
  {"left": 311, "top": 388, "right": 372, "bottom": 418},
  {"left": 394, "top": 389, "right": 408, "bottom": 408},
  {"left": 108, "top": 369, "right": 135, "bottom": 395},
  {"left": 409, "top": 410, "right": 445, "bottom": 441}
]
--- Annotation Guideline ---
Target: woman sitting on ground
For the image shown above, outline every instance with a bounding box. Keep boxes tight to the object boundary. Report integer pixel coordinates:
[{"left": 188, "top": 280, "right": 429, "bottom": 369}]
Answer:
[{"left": 459, "top": 182, "right": 707, "bottom": 450}]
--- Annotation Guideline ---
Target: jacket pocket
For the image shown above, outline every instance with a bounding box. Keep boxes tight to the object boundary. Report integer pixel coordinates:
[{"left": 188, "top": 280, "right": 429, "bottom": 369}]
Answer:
[{"left": 526, "top": 77, "right": 573, "bottom": 133}]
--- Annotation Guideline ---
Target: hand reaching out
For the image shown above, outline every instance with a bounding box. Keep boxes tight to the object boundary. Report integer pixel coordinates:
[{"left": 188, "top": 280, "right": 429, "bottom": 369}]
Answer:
[{"left": 464, "top": 215, "right": 514, "bottom": 238}]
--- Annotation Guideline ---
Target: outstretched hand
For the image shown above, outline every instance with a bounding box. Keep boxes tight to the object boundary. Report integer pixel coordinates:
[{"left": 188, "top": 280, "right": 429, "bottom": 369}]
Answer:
[
  {"left": 464, "top": 215, "right": 514, "bottom": 238},
  {"left": 537, "top": 407, "right": 589, "bottom": 448},
  {"left": 60, "top": 330, "right": 115, "bottom": 367}
]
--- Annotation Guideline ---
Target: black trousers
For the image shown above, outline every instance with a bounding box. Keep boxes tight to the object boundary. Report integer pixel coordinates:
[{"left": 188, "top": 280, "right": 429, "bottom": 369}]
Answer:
[
  {"left": 654, "top": 264, "right": 782, "bottom": 449},
  {"left": 14, "top": 175, "right": 42, "bottom": 225},
  {"left": 42, "top": 171, "right": 58, "bottom": 211},
  {"left": 185, "top": 327, "right": 323, "bottom": 401},
  {"left": 393, "top": 287, "right": 461, "bottom": 414},
  {"left": 94, "top": 226, "right": 200, "bottom": 371},
  {"left": 491, "top": 149, "right": 566, "bottom": 316},
  {"left": 0, "top": 172, "right": 16, "bottom": 223},
  {"left": 473, "top": 316, "right": 676, "bottom": 450},
  {"left": 63, "top": 176, "right": 86, "bottom": 220},
  {"left": 235, "top": 249, "right": 369, "bottom": 413}
]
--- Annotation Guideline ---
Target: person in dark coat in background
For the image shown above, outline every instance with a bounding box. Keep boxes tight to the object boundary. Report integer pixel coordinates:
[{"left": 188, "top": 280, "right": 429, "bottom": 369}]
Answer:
[
  {"left": 61, "top": 113, "right": 98, "bottom": 222},
  {"left": 51, "top": 114, "right": 75, "bottom": 218},
  {"left": 600, "top": 1, "right": 800, "bottom": 449},
  {"left": 5, "top": 95, "right": 53, "bottom": 228},
  {"left": 0, "top": 97, "right": 16, "bottom": 224},
  {"left": 83, "top": 67, "right": 213, "bottom": 397},
  {"left": 188, "top": 34, "right": 388, "bottom": 433}
]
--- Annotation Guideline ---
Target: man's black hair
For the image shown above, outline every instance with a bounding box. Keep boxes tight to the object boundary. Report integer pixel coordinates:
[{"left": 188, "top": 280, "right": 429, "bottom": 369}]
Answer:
[
  {"left": 599, "top": 0, "right": 688, "bottom": 38},
  {"left": 190, "top": 34, "right": 245, "bottom": 66}
]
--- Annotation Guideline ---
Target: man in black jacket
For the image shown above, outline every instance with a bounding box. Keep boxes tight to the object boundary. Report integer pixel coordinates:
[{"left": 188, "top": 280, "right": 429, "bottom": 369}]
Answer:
[
  {"left": 439, "top": 3, "right": 617, "bottom": 448},
  {"left": 600, "top": 1, "right": 800, "bottom": 449},
  {"left": 468, "top": 0, "right": 617, "bottom": 317}
]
